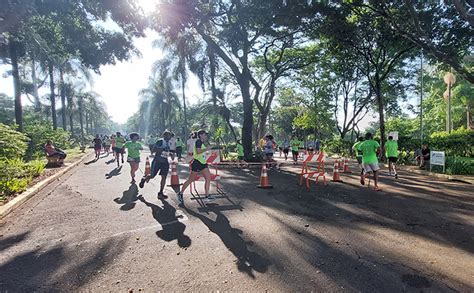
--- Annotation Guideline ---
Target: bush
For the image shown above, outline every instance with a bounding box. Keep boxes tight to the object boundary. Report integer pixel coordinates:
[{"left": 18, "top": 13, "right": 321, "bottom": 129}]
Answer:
[
  {"left": 323, "top": 137, "right": 353, "bottom": 156},
  {"left": 0, "top": 123, "right": 30, "bottom": 159},
  {"left": 429, "top": 127, "right": 474, "bottom": 157},
  {"left": 0, "top": 158, "right": 46, "bottom": 198},
  {"left": 446, "top": 157, "right": 474, "bottom": 175},
  {"left": 24, "top": 122, "right": 72, "bottom": 159}
]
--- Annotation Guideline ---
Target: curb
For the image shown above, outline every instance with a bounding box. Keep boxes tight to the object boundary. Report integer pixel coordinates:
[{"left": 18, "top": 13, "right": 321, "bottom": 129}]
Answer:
[
  {"left": 0, "top": 151, "right": 93, "bottom": 219},
  {"left": 386, "top": 164, "right": 474, "bottom": 185}
]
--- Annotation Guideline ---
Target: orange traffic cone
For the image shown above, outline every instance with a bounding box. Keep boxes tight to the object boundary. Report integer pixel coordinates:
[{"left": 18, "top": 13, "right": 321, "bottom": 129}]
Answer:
[
  {"left": 257, "top": 164, "right": 273, "bottom": 189},
  {"left": 343, "top": 158, "right": 352, "bottom": 173},
  {"left": 332, "top": 160, "right": 343, "bottom": 182},
  {"left": 144, "top": 157, "right": 151, "bottom": 176},
  {"left": 168, "top": 161, "right": 180, "bottom": 187}
]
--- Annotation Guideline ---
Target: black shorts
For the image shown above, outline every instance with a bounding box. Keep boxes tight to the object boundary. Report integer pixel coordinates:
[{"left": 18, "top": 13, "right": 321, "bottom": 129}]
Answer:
[
  {"left": 356, "top": 156, "right": 363, "bottom": 164},
  {"left": 191, "top": 160, "right": 208, "bottom": 172},
  {"left": 151, "top": 159, "right": 169, "bottom": 178},
  {"left": 94, "top": 146, "right": 102, "bottom": 151},
  {"left": 283, "top": 148, "right": 289, "bottom": 154},
  {"left": 388, "top": 157, "right": 398, "bottom": 163},
  {"left": 113, "top": 147, "right": 124, "bottom": 154},
  {"left": 265, "top": 153, "right": 273, "bottom": 159},
  {"left": 292, "top": 150, "right": 299, "bottom": 156}
]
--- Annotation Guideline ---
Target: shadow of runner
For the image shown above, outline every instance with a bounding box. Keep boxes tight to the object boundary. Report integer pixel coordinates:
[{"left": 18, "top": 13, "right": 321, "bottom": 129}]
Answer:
[
  {"left": 0, "top": 232, "right": 30, "bottom": 251},
  {"left": 105, "top": 165, "right": 122, "bottom": 179},
  {"left": 113, "top": 184, "right": 138, "bottom": 210},
  {"left": 138, "top": 195, "right": 191, "bottom": 248},
  {"left": 105, "top": 158, "right": 116, "bottom": 165},
  {"left": 83, "top": 158, "right": 97, "bottom": 165},
  {"left": 184, "top": 205, "right": 270, "bottom": 278}
]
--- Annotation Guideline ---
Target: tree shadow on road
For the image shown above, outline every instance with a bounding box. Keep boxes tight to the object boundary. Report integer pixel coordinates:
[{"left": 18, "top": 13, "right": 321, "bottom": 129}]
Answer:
[
  {"left": 0, "top": 238, "right": 126, "bottom": 291},
  {"left": 184, "top": 204, "right": 270, "bottom": 278},
  {"left": 138, "top": 195, "right": 191, "bottom": 248},
  {"left": 0, "top": 232, "right": 30, "bottom": 252},
  {"left": 113, "top": 184, "right": 138, "bottom": 210},
  {"left": 105, "top": 165, "right": 122, "bottom": 179}
]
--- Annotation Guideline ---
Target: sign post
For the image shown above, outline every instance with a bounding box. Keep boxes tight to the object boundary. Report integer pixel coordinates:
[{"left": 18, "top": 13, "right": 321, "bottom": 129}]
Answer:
[{"left": 430, "top": 151, "right": 445, "bottom": 173}]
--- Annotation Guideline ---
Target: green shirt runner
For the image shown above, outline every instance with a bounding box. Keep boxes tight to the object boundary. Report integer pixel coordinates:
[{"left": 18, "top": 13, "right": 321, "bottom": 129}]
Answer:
[
  {"left": 236, "top": 143, "right": 244, "bottom": 157},
  {"left": 385, "top": 140, "right": 398, "bottom": 158},
  {"left": 115, "top": 136, "right": 126, "bottom": 148},
  {"left": 352, "top": 141, "right": 363, "bottom": 158},
  {"left": 124, "top": 141, "right": 142, "bottom": 159},
  {"left": 360, "top": 139, "right": 380, "bottom": 164},
  {"left": 290, "top": 139, "right": 300, "bottom": 152}
]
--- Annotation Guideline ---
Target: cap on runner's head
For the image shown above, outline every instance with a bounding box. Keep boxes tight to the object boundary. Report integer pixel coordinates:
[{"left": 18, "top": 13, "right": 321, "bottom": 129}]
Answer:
[
  {"left": 129, "top": 132, "right": 139, "bottom": 139},
  {"left": 365, "top": 132, "right": 373, "bottom": 139},
  {"left": 197, "top": 129, "right": 208, "bottom": 136},
  {"left": 116, "top": 132, "right": 121, "bottom": 136},
  {"left": 162, "top": 129, "right": 172, "bottom": 136}
]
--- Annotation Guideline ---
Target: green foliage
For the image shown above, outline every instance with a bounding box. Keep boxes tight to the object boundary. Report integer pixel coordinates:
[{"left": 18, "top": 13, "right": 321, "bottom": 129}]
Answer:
[
  {"left": 323, "top": 137, "right": 353, "bottom": 156},
  {"left": 0, "top": 158, "right": 45, "bottom": 198},
  {"left": 429, "top": 127, "right": 474, "bottom": 157},
  {"left": 445, "top": 157, "right": 474, "bottom": 175},
  {"left": 0, "top": 123, "right": 30, "bottom": 159},
  {"left": 24, "top": 122, "right": 72, "bottom": 159}
]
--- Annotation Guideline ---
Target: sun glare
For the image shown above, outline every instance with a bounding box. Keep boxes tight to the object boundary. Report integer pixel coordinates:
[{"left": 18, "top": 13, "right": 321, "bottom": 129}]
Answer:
[{"left": 135, "top": 0, "right": 158, "bottom": 14}]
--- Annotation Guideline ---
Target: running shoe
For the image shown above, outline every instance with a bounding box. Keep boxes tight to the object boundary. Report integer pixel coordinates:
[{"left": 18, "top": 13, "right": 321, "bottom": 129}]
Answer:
[
  {"left": 139, "top": 177, "right": 146, "bottom": 188},
  {"left": 176, "top": 192, "right": 184, "bottom": 205},
  {"left": 158, "top": 192, "right": 168, "bottom": 199},
  {"left": 131, "top": 179, "right": 136, "bottom": 184},
  {"left": 360, "top": 175, "right": 365, "bottom": 185},
  {"left": 395, "top": 174, "right": 398, "bottom": 179},
  {"left": 121, "top": 158, "right": 124, "bottom": 163}
]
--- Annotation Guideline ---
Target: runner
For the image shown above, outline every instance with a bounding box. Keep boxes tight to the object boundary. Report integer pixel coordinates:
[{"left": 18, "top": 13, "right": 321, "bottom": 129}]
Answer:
[
  {"left": 176, "top": 129, "right": 213, "bottom": 205},
  {"left": 175, "top": 137, "right": 183, "bottom": 160},
  {"left": 186, "top": 132, "right": 197, "bottom": 162},
  {"left": 236, "top": 140, "right": 248, "bottom": 168},
  {"left": 114, "top": 132, "right": 126, "bottom": 167},
  {"left": 359, "top": 132, "right": 382, "bottom": 191},
  {"left": 110, "top": 134, "right": 116, "bottom": 157},
  {"left": 123, "top": 132, "right": 143, "bottom": 184},
  {"left": 352, "top": 136, "right": 364, "bottom": 175},
  {"left": 147, "top": 134, "right": 156, "bottom": 156},
  {"left": 102, "top": 135, "right": 111, "bottom": 155},
  {"left": 169, "top": 132, "right": 177, "bottom": 161},
  {"left": 385, "top": 135, "right": 399, "bottom": 178},
  {"left": 92, "top": 134, "right": 102, "bottom": 160},
  {"left": 139, "top": 130, "right": 172, "bottom": 199},
  {"left": 282, "top": 139, "right": 290, "bottom": 161},
  {"left": 263, "top": 135, "right": 276, "bottom": 168},
  {"left": 290, "top": 136, "right": 300, "bottom": 164}
]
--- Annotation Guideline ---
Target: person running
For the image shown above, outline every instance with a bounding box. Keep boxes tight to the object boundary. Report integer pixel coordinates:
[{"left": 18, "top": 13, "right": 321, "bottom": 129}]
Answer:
[
  {"left": 290, "top": 136, "right": 300, "bottom": 164},
  {"left": 147, "top": 135, "right": 156, "bottom": 156},
  {"left": 186, "top": 132, "right": 197, "bottom": 162},
  {"left": 114, "top": 132, "right": 126, "bottom": 167},
  {"left": 124, "top": 132, "right": 143, "bottom": 184},
  {"left": 92, "top": 134, "right": 102, "bottom": 160},
  {"left": 282, "top": 139, "right": 290, "bottom": 161},
  {"left": 352, "top": 136, "right": 364, "bottom": 175},
  {"left": 139, "top": 130, "right": 172, "bottom": 199},
  {"left": 176, "top": 137, "right": 183, "bottom": 160},
  {"left": 169, "top": 132, "right": 177, "bottom": 161},
  {"left": 385, "top": 136, "right": 399, "bottom": 178},
  {"left": 102, "top": 135, "right": 111, "bottom": 155},
  {"left": 236, "top": 140, "right": 248, "bottom": 168},
  {"left": 359, "top": 132, "right": 382, "bottom": 191},
  {"left": 176, "top": 129, "right": 213, "bottom": 205},
  {"left": 110, "top": 134, "right": 116, "bottom": 157},
  {"left": 264, "top": 135, "right": 276, "bottom": 168}
]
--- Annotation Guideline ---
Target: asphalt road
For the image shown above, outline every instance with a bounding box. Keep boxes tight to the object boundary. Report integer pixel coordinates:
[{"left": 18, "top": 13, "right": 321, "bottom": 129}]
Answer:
[{"left": 1, "top": 151, "right": 473, "bottom": 291}]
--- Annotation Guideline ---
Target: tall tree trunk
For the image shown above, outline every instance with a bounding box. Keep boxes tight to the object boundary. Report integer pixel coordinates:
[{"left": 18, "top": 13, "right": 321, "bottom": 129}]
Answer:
[
  {"left": 48, "top": 64, "right": 57, "bottom": 130},
  {"left": 68, "top": 95, "right": 74, "bottom": 133},
  {"left": 375, "top": 78, "right": 386, "bottom": 156},
  {"left": 181, "top": 72, "right": 188, "bottom": 138},
  {"left": 240, "top": 71, "right": 254, "bottom": 159},
  {"left": 31, "top": 51, "right": 41, "bottom": 112},
  {"left": 79, "top": 97, "right": 84, "bottom": 139},
  {"left": 59, "top": 69, "right": 67, "bottom": 130},
  {"left": 9, "top": 38, "right": 23, "bottom": 131},
  {"left": 208, "top": 46, "right": 218, "bottom": 131}
]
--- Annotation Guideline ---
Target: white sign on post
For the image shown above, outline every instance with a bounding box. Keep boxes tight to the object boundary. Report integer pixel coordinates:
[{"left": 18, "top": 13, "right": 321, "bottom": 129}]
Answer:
[
  {"left": 430, "top": 151, "right": 445, "bottom": 173},
  {"left": 388, "top": 131, "right": 398, "bottom": 141}
]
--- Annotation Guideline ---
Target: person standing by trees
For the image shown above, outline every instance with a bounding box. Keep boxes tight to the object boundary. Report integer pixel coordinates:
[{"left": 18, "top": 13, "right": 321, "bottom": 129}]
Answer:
[
  {"left": 236, "top": 140, "right": 248, "bottom": 168},
  {"left": 385, "top": 136, "right": 399, "bottom": 178},
  {"left": 139, "top": 130, "right": 172, "bottom": 199},
  {"left": 114, "top": 132, "right": 126, "bottom": 167},
  {"left": 282, "top": 139, "right": 290, "bottom": 161},
  {"left": 175, "top": 137, "right": 183, "bottom": 160},
  {"left": 124, "top": 133, "right": 143, "bottom": 185},
  {"left": 176, "top": 130, "right": 213, "bottom": 205},
  {"left": 92, "top": 134, "right": 102, "bottom": 160},
  {"left": 169, "top": 132, "right": 177, "bottom": 161},
  {"left": 360, "top": 133, "right": 382, "bottom": 191},
  {"left": 102, "top": 135, "right": 111, "bottom": 155}
]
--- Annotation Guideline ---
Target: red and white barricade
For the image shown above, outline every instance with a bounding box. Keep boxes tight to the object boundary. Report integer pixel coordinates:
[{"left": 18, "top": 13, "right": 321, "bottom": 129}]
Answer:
[{"left": 299, "top": 152, "right": 327, "bottom": 189}]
